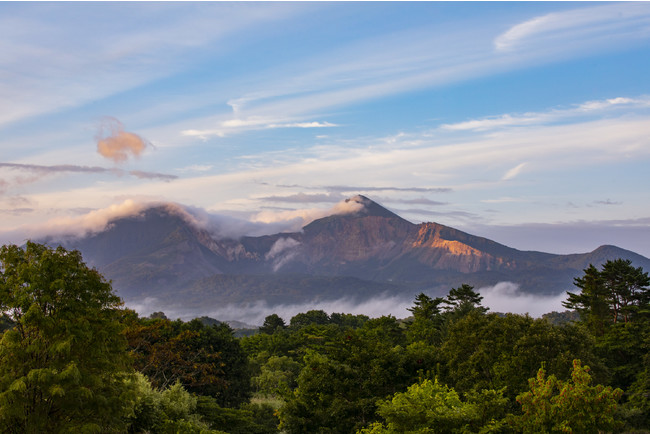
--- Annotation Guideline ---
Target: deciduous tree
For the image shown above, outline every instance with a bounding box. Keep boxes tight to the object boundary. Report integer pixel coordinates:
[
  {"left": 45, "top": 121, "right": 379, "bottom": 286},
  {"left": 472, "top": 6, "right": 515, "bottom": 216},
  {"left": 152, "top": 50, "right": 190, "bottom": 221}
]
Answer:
[
  {"left": 259, "top": 314, "right": 287, "bottom": 335},
  {"left": 0, "top": 242, "right": 132, "bottom": 433},
  {"left": 515, "top": 359, "right": 623, "bottom": 433}
]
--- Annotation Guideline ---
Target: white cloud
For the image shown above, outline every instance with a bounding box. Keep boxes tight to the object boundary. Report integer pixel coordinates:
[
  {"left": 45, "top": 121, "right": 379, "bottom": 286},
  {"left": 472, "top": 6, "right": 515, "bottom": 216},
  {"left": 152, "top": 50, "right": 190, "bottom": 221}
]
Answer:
[
  {"left": 252, "top": 197, "right": 365, "bottom": 228},
  {"left": 123, "top": 284, "right": 569, "bottom": 324},
  {"left": 18, "top": 199, "right": 150, "bottom": 240},
  {"left": 494, "top": 2, "right": 650, "bottom": 52},
  {"left": 182, "top": 118, "right": 338, "bottom": 138},
  {"left": 174, "top": 4, "right": 650, "bottom": 142},
  {"left": 481, "top": 197, "right": 527, "bottom": 204},
  {"left": 128, "top": 295, "right": 416, "bottom": 326},
  {"left": 479, "top": 282, "right": 568, "bottom": 317},
  {"left": 268, "top": 121, "right": 338, "bottom": 129},
  {"left": 0, "top": 3, "right": 306, "bottom": 127},
  {"left": 502, "top": 162, "right": 527, "bottom": 181},
  {"left": 578, "top": 97, "right": 638, "bottom": 111},
  {"left": 441, "top": 95, "right": 650, "bottom": 132},
  {"left": 7, "top": 108, "right": 648, "bottom": 230},
  {"left": 3, "top": 94, "right": 650, "bottom": 252},
  {"left": 176, "top": 164, "right": 213, "bottom": 173},
  {"left": 265, "top": 237, "right": 301, "bottom": 272},
  {"left": 441, "top": 114, "right": 544, "bottom": 132}
]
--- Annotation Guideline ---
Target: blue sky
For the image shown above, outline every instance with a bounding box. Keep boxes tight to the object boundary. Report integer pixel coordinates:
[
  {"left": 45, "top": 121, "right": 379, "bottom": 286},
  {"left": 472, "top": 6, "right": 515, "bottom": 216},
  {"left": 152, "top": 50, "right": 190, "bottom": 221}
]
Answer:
[{"left": 1, "top": 1, "right": 650, "bottom": 258}]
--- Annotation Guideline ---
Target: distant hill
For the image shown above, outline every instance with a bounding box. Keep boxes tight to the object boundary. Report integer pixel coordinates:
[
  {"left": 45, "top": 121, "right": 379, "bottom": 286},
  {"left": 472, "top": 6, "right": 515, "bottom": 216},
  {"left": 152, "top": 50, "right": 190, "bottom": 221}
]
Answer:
[{"left": 52, "top": 195, "right": 650, "bottom": 309}]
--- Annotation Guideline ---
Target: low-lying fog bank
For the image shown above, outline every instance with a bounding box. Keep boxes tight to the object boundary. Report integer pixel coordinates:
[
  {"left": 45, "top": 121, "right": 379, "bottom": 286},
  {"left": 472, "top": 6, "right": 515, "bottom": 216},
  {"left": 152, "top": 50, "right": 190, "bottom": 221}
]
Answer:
[{"left": 126, "top": 281, "right": 570, "bottom": 327}]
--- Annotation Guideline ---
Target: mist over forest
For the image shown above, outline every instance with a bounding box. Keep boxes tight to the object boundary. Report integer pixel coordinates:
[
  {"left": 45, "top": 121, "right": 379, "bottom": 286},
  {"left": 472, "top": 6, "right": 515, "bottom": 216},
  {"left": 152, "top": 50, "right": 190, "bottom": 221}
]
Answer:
[{"left": 129, "top": 281, "right": 568, "bottom": 326}]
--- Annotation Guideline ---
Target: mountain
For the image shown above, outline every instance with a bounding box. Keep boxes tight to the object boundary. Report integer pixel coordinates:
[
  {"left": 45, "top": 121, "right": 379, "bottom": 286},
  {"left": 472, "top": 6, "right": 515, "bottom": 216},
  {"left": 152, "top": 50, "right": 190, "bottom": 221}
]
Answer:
[{"left": 55, "top": 195, "right": 650, "bottom": 308}]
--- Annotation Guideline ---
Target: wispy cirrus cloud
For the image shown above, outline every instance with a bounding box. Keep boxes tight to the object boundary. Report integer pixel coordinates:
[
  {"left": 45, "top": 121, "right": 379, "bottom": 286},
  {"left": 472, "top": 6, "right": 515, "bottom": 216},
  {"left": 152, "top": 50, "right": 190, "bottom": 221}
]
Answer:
[
  {"left": 270, "top": 184, "right": 453, "bottom": 195},
  {"left": 440, "top": 96, "right": 650, "bottom": 132},
  {"left": 0, "top": 162, "right": 177, "bottom": 184},
  {"left": 385, "top": 197, "right": 448, "bottom": 207},
  {"left": 182, "top": 117, "right": 338, "bottom": 139},
  {"left": 323, "top": 186, "right": 453, "bottom": 194},
  {"left": 0, "top": 3, "right": 307, "bottom": 127},
  {"left": 255, "top": 192, "right": 448, "bottom": 217},
  {"left": 257, "top": 192, "right": 343, "bottom": 204},
  {"left": 481, "top": 197, "right": 528, "bottom": 204},
  {"left": 502, "top": 163, "right": 527, "bottom": 181},
  {"left": 594, "top": 199, "right": 622, "bottom": 206},
  {"left": 3, "top": 95, "right": 649, "bottom": 253},
  {"left": 177, "top": 3, "right": 650, "bottom": 141},
  {"left": 494, "top": 2, "right": 650, "bottom": 52},
  {"left": 78, "top": 103, "right": 650, "bottom": 218},
  {"left": 176, "top": 164, "right": 214, "bottom": 174}
]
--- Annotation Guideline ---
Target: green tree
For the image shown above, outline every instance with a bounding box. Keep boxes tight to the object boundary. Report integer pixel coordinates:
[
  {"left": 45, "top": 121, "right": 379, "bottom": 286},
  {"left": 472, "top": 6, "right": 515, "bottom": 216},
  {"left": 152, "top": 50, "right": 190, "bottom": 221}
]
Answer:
[
  {"left": 124, "top": 316, "right": 251, "bottom": 407},
  {"left": 624, "top": 330, "right": 650, "bottom": 428},
  {"left": 252, "top": 355, "right": 300, "bottom": 397},
  {"left": 0, "top": 242, "right": 133, "bottom": 433},
  {"left": 357, "top": 379, "right": 508, "bottom": 433},
  {"left": 279, "top": 316, "right": 421, "bottom": 433},
  {"left": 564, "top": 259, "right": 650, "bottom": 333},
  {"left": 330, "top": 312, "right": 369, "bottom": 329},
  {"left": 149, "top": 311, "right": 169, "bottom": 320},
  {"left": 289, "top": 309, "right": 330, "bottom": 329},
  {"left": 406, "top": 292, "right": 445, "bottom": 344},
  {"left": 439, "top": 311, "right": 601, "bottom": 400},
  {"left": 564, "top": 260, "right": 650, "bottom": 391},
  {"left": 195, "top": 396, "right": 278, "bottom": 434},
  {"left": 0, "top": 313, "right": 14, "bottom": 333},
  {"left": 408, "top": 292, "right": 444, "bottom": 320},
  {"left": 184, "top": 319, "right": 251, "bottom": 407},
  {"left": 259, "top": 314, "right": 287, "bottom": 335},
  {"left": 125, "top": 373, "right": 225, "bottom": 433},
  {"left": 514, "top": 359, "right": 623, "bottom": 433},
  {"left": 443, "top": 283, "right": 488, "bottom": 317}
]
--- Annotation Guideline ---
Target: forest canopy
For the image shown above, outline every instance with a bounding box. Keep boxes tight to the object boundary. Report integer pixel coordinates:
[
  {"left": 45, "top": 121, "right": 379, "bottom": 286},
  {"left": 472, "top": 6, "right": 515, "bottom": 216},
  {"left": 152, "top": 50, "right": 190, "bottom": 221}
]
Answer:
[{"left": 1, "top": 242, "right": 649, "bottom": 433}]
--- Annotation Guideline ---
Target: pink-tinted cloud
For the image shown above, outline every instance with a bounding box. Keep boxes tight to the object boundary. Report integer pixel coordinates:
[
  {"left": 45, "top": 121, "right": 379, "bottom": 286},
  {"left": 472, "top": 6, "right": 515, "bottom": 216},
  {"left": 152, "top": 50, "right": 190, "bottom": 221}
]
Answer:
[{"left": 96, "top": 117, "right": 149, "bottom": 163}]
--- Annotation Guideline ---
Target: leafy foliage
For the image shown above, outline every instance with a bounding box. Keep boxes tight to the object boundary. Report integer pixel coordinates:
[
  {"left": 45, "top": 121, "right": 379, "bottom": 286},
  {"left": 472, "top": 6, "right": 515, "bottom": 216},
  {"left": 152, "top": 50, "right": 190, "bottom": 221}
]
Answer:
[
  {"left": 259, "top": 314, "right": 287, "bottom": 335},
  {"left": 514, "top": 360, "right": 623, "bottom": 433},
  {"left": 126, "top": 373, "right": 225, "bottom": 433},
  {"left": 357, "top": 379, "right": 508, "bottom": 434},
  {"left": 2, "top": 242, "right": 649, "bottom": 433},
  {"left": 439, "top": 311, "right": 601, "bottom": 400},
  {"left": 124, "top": 316, "right": 251, "bottom": 407},
  {"left": 252, "top": 355, "right": 300, "bottom": 397},
  {"left": 0, "top": 242, "right": 132, "bottom": 433}
]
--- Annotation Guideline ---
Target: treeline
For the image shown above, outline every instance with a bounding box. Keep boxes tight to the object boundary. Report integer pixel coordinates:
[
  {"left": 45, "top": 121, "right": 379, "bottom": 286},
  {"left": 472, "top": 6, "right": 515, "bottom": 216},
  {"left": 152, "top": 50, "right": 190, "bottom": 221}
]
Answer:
[{"left": 1, "top": 242, "right": 649, "bottom": 433}]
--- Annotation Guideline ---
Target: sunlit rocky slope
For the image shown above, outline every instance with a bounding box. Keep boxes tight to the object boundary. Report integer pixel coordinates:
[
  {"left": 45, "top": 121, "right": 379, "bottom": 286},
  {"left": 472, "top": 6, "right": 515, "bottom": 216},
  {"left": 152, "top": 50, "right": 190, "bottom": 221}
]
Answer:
[{"left": 51, "top": 195, "right": 650, "bottom": 308}]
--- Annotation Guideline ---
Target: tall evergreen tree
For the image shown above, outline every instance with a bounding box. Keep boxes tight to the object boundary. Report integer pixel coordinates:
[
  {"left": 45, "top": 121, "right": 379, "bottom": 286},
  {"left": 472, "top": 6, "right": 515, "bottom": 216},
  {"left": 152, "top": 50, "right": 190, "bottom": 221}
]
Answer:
[{"left": 564, "top": 259, "right": 650, "bottom": 333}]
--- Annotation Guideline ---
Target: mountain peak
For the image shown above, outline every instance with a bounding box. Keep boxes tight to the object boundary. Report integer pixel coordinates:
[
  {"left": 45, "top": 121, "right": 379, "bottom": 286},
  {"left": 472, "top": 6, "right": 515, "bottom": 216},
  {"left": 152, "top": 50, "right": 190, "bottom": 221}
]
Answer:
[{"left": 343, "top": 195, "right": 406, "bottom": 220}]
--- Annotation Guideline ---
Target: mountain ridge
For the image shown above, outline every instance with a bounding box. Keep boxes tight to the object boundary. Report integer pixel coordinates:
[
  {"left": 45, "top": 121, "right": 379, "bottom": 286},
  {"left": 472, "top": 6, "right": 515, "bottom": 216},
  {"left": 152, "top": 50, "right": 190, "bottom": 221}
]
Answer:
[{"left": 51, "top": 195, "right": 650, "bottom": 307}]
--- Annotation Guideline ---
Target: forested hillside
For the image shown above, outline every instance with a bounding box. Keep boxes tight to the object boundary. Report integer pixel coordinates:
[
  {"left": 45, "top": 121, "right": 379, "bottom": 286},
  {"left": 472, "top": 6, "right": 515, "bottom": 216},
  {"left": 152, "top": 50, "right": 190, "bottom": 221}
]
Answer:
[{"left": 1, "top": 242, "right": 649, "bottom": 432}]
